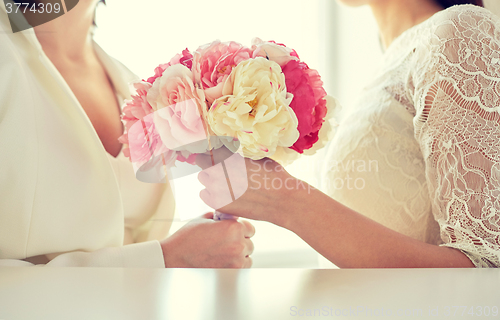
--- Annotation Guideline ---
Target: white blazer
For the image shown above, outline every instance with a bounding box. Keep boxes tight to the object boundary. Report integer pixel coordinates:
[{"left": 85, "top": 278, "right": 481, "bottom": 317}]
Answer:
[{"left": 0, "top": 3, "right": 175, "bottom": 267}]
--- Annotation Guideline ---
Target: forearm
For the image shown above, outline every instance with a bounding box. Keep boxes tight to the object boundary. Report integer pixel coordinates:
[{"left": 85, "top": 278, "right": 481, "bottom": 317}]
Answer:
[{"left": 279, "top": 185, "right": 475, "bottom": 268}]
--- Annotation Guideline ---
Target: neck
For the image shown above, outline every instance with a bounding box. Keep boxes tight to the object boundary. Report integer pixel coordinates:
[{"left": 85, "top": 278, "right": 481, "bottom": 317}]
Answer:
[
  {"left": 369, "top": 0, "right": 443, "bottom": 49},
  {"left": 25, "top": 0, "right": 98, "bottom": 61}
]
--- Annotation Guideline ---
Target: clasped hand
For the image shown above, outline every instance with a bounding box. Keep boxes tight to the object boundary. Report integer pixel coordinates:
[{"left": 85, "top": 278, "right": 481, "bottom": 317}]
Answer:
[{"left": 160, "top": 212, "right": 255, "bottom": 268}]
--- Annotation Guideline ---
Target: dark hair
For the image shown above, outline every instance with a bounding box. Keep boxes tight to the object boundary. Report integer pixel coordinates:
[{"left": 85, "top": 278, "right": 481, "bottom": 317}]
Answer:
[{"left": 434, "top": 0, "right": 484, "bottom": 9}]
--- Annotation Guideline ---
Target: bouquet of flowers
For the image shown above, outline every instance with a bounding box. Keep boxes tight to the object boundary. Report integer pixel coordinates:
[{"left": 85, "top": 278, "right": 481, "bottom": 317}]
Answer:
[{"left": 119, "top": 38, "right": 339, "bottom": 211}]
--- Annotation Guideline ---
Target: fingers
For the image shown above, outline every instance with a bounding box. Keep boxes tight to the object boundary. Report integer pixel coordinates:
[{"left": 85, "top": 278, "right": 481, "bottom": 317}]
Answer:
[
  {"left": 197, "top": 151, "right": 249, "bottom": 212},
  {"left": 227, "top": 239, "right": 253, "bottom": 269},
  {"left": 223, "top": 152, "right": 249, "bottom": 200},
  {"left": 187, "top": 210, "right": 255, "bottom": 269},
  {"left": 243, "top": 256, "right": 253, "bottom": 268},
  {"left": 201, "top": 212, "right": 214, "bottom": 219},
  {"left": 198, "top": 163, "right": 234, "bottom": 210},
  {"left": 198, "top": 171, "right": 210, "bottom": 186},
  {"left": 240, "top": 219, "right": 256, "bottom": 238},
  {"left": 233, "top": 224, "right": 254, "bottom": 268},
  {"left": 200, "top": 188, "right": 228, "bottom": 210},
  {"left": 199, "top": 188, "right": 210, "bottom": 204},
  {"left": 243, "top": 238, "right": 254, "bottom": 257},
  {"left": 195, "top": 147, "right": 236, "bottom": 170},
  {"left": 195, "top": 154, "right": 213, "bottom": 169}
]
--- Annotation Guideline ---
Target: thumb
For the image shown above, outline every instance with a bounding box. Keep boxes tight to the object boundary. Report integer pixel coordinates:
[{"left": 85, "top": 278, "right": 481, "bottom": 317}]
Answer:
[{"left": 202, "top": 212, "right": 214, "bottom": 219}]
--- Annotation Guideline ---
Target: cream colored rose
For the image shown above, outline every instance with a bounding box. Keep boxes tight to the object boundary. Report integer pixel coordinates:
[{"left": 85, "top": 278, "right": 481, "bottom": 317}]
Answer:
[{"left": 208, "top": 57, "right": 299, "bottom": 160}]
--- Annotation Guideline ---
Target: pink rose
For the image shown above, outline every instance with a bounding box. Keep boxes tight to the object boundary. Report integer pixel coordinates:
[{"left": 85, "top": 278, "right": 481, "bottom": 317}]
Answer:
[
  {"left": 281, "top": 60, "right": 328, "bottom": 153},
  {"left": 147, "top": 64, "right": 209, "bottom": 153},
  {"left": 193, "top": 40, "right": 252, "bottom": 105},
  {"left": 146, "top": 49, "right": 193, "bottom": 84}
]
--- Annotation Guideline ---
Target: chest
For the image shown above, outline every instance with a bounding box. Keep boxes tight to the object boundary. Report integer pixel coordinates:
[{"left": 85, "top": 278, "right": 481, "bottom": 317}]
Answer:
[{"left": 57, "top": 62, "right": 124, "bottom": 157}]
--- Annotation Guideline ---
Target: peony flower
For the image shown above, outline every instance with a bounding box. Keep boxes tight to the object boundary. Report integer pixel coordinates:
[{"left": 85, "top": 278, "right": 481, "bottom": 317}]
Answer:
[
  {"left": 146, "top": 63, "right": 169, "bottom": 85},
  {"left": 119, "top": 81, "right": 155, "bottom": 158},
  {"left": 176, "top": 151, "right": 198, "bottom": 164},
  {"left": 170, "top": 48, "right": 194, "bottom": 69},
  {"left": 147, "top": 64, "right": 210, "bottom": 154},
  {"left": 146, "top": 49, "right": 193, "bottom": 84},
  {"left": 302, "top": 95, "right": 340, "bottom": 155},
  {"left": 121, "top": 82, "right": 153, "bottom": 124},
  {"left": 192, "top": 40, "right": 252, "bottom": 104},
  {"left": 121, "top": 39, "right": 338, "bottom": 171},
  {"left": 208, "top": 57, "right": 299, "bottom": 160},
  {"left": 281, "top": 59, "right": 328, "bottom": 154},
  {"left": 272, "top": 95, "right": 340, "bottom": 163},
  {"left": 251, "top": 38, "right": 299, "bottom": 67},
  {"left": 124, "top": 113, "right": 179, "bottom": 183}
]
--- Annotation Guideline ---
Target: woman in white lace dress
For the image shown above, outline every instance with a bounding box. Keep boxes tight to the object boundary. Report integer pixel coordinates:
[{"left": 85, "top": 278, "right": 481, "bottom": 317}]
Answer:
[{"left": 198, "top": 0, "right": 500, "bottom": 267}]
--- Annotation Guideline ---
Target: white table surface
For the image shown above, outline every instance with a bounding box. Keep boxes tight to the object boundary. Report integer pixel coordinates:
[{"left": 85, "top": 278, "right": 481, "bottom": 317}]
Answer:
[{"left": 0, "top": 267, "right": 498, "bottom": 320}]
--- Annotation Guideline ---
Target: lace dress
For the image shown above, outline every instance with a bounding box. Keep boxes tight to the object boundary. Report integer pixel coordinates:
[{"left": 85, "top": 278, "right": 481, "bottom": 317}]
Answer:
[{"left": 322, "top": 5, "right": 500, "bottom": 267}]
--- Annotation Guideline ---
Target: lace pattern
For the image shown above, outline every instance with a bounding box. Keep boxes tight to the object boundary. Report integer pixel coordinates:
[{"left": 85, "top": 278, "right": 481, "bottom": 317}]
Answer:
[
  {"left": 412, "top": 5, "right": 500, "bottom": 267},
  {"left": 323, "top": 5, "right": 500, "bottom": 267}
]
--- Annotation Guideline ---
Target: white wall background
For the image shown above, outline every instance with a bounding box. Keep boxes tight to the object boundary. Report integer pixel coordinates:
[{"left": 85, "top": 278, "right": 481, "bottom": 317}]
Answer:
[{"left": 94, "top": 0, "right": 383, "bottom": 268}]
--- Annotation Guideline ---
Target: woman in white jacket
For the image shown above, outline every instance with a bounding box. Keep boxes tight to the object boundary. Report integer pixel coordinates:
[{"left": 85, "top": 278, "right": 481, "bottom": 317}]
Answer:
[{"left": 0, "top": 0, "right": 254, "bottom": 268}]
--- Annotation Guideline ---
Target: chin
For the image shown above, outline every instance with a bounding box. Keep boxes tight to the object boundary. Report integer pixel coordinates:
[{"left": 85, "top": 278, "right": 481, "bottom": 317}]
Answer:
[
  {"left": 79, "top": 0, "right": 101, "bottom": 5},
  {"left": 336, "top": 0, "right": 371, "bottom": 7}
]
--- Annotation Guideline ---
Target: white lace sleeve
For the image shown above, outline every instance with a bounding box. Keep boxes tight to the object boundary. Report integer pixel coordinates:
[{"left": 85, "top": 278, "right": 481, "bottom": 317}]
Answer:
[{"left": 412, "top": 6, "right": 500, "bottom": 267}]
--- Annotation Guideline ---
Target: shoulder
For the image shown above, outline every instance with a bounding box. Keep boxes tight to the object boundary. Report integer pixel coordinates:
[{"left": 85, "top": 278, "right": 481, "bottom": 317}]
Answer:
[
  {"left": 423, "top": 5, "right": 500, "bottom": 51},
  {"left": 439, "top": 4, "right": 499, "bottom": 24},
  {"left": 436, "top": 4, "right": 498, "bottom": 20},
  {"left": 411, "top": 5, "right": 500, "bottom": 80},
  {"left": 0, "top": 7, "right": 19, "bottom": 58},
  {"left": 0, "top": 7, "right": 39, "bottom": 70},
  {"left": 0, "top": 19, "right": 37, "bottom": 104},
  {"left": 408, "top": 5, "right": 500, "bottom": 114},
  {"left": 403, "top": 5, "right": 500, "bottom": 67}
]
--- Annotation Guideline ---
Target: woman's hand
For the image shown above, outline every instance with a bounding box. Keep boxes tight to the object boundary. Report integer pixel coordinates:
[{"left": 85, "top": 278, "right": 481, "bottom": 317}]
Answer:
[
  {"left": 160, "top": 212, "right": 255, "bottom": 268},
  {"left": 196, "top": 150, "right": 309, "bottom": 227}
]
